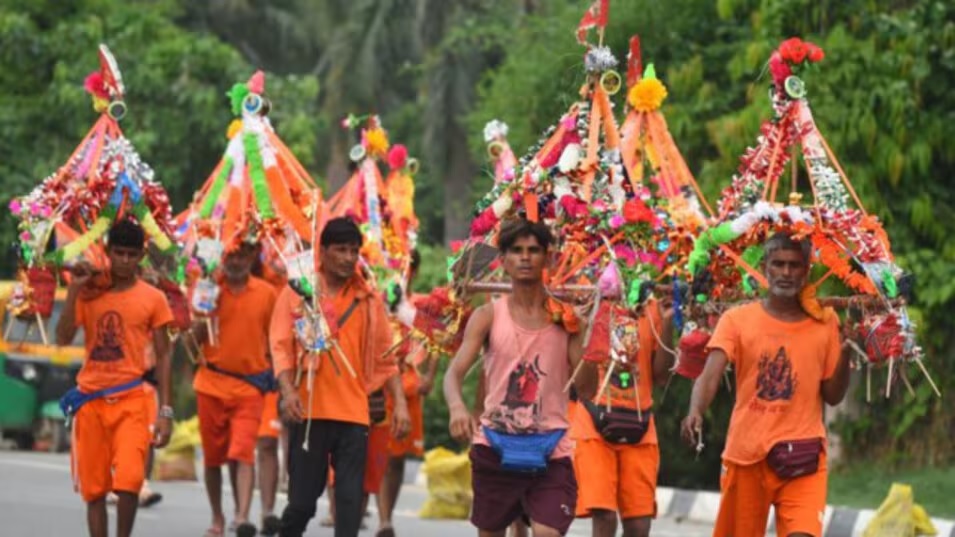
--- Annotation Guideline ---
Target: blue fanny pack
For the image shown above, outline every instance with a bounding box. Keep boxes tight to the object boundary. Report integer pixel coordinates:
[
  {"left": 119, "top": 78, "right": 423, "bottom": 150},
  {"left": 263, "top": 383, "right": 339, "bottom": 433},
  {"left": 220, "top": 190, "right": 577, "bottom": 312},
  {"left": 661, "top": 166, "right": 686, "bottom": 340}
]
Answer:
[
  {"left": 482, "top": 426, "right": 565, "bottom": 473},
  {"left": 207, "top": 363, "right": 277, "bottom": 394},
  {"left": 59, "top": 379, "right": 145, "bottom": 418}
]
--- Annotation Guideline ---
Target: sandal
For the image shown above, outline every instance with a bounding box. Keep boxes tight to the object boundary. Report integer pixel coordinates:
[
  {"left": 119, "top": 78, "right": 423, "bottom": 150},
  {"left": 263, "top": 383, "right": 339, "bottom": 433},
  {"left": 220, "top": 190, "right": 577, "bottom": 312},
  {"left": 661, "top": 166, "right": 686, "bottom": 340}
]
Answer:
[
  {"left": 319, "top": 516, "right": 335, "bottom": 528},
  {"left": 376, "top": 528, "right": 396, "bottom": 537},
  {"left": 203, "top": 527, "right": 224, "bottom": 537},
  {"left": 260, "top": 514, "right": 281, "bottom": 536},
  {"left": 235, "top": 522, "right": 257, "bottom": 537},
  {"left": 139, "top": 491, "right": 163, "bottom": 508}
]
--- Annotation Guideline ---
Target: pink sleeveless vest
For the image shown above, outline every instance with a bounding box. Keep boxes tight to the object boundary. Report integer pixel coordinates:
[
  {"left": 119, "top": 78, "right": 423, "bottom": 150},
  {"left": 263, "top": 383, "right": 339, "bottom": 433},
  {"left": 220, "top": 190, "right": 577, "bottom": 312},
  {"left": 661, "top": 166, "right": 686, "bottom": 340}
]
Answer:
[{"left": 472, "top": 298, "right": 573, "bottom": 459}]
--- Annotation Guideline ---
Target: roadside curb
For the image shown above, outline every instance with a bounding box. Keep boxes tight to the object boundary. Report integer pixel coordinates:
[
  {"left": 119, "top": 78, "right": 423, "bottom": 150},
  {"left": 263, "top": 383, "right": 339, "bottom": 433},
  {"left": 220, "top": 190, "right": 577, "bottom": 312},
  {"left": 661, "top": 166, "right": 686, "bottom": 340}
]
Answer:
[{"left": 407, "top": 460, "right": 954, "bottom": 537}]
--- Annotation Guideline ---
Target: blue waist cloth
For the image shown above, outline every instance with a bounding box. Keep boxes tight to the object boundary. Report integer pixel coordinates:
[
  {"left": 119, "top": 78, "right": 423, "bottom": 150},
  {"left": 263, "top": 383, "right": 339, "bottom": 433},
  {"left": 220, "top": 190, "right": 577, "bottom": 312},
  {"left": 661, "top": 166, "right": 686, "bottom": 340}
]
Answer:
[
  {"left": 206, "top": 363, "right": 277, "bottom": 394},
  {"left": 482, "top": 426, "right": 565, "bottom": 473},
  {"left": 59, "top": 379, "right": 144, "bottom": 417}
]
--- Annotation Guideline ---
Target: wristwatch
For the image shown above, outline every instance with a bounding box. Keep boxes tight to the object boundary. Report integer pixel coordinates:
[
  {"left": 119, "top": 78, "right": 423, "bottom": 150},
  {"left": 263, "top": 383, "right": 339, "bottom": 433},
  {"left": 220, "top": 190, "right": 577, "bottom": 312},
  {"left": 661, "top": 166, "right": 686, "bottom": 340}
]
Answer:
[{"left": 159, "top": 405, "right": 175, "bottom": 419}]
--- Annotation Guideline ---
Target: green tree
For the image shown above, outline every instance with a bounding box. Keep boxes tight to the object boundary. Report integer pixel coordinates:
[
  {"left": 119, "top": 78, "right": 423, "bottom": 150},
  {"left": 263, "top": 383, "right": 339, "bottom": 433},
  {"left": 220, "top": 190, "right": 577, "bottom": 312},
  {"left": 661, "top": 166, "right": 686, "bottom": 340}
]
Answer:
[
  {"left": 0, "top": 0, "right": 321, "bottom": 276},
  {"left": 469, "top": 0, "right": 955, "bottom": 481}
]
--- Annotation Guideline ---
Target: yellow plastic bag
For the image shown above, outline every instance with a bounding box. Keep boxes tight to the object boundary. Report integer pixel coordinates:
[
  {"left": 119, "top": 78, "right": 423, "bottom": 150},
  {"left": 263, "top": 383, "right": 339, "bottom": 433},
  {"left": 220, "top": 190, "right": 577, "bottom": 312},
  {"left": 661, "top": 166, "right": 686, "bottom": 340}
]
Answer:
[
  {"left": 418, "top": 446, "right": 473, "bottom": 519},
  {"left": 154, "top": 416, "right": 202, "bottom": 481},
  {"left": 863, "top": 483, "right": 938, "bottom": 537}
]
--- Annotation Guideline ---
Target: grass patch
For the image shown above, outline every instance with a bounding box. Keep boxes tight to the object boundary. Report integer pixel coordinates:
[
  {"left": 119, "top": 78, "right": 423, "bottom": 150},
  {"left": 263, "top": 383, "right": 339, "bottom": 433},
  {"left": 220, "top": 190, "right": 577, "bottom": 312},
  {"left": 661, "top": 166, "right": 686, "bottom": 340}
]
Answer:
[{"left": 828, "top": 464, "right": 955, "bottom": 519}]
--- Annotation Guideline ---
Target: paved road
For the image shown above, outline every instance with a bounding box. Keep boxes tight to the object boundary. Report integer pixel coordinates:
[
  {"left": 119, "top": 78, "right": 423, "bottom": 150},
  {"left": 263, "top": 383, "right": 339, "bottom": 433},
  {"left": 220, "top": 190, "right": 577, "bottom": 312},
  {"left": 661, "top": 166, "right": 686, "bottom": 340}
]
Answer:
[{"left": 0, "top": 451, "right": 715, "bottom": 536}]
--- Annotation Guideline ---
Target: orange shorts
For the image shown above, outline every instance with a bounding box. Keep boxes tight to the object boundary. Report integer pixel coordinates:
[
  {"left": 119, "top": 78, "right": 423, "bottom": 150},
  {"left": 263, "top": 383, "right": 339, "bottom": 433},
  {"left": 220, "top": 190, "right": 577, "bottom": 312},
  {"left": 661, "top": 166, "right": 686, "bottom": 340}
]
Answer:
[
  {"left": 328, "top": 424, "right": 391, "bottom": 494},
  {"left": 364, "top": 424, "right": 390, "bottom": 493},
  {"left": 257, "top": 392, "right": 282, "bottom": 439},
  {"left": 387, "top": 393, "right": 424, "bottom": 458},
  {"left": 574, "top": 438, "right": 659, "bottom": 519},
  {"left": 71, "top": 390, "right": 152, "bottom": 502},
  {"left": 714, "top": 453, "right": 828, "bottom": 537},
  {"left": 143, "top": 383, "right": 158, "bottom": 435},
  {"left": 197, "top": 392, "right": 264, "bottom": 467}
]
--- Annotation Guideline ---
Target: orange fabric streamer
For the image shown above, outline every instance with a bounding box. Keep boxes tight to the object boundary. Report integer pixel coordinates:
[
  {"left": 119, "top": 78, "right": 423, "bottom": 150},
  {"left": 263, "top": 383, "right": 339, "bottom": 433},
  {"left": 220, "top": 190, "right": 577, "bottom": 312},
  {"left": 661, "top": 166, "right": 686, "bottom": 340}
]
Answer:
[
  {"left": 620, "top": 111, "right": 644, "bottom": 189},
  {"left": 524, "top": 192, "right": 539, "bottom": 222},
  {"left": 265, "top": 164, "right": 313, "bottom": 242}
]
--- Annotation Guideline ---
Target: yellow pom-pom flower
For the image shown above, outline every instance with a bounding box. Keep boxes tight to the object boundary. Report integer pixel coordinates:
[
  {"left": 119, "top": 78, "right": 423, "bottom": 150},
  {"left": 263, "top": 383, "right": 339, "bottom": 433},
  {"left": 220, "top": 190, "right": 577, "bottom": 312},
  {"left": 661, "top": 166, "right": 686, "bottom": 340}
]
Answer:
[
  {"left": 363, "top": 128, "right": 390, "bottom": 158},
  {"left": 627, "top": 78, "right": 668, "bottom": 112},
  {"left": 226, "top": 119, "right": 243, "bottom": 139},
  {"left": 92, "top": 96, "right": 109, "bottom": 113}
]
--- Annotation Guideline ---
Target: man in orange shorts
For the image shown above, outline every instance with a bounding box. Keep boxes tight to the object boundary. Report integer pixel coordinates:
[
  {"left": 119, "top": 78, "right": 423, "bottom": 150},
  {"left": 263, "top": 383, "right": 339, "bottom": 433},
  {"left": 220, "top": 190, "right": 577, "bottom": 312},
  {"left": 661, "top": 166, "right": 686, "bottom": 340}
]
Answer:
[
  {"left": 375, "top": 249, "right": 438, "bottom": 537},
  {"left": 572, "top": 299, "right": 674, "bottom": 537},
  {"left": 56, "top": 218, "right": 175, "bottom": 537},
  {"left": 681, "top": 233, "right": 851, "bottom": 537},
  {"left": 192, "top": 241, "right": 278, "bottom": 537},
  {"left": 252, "top": 249, "right": 287, "bottom": 536}
]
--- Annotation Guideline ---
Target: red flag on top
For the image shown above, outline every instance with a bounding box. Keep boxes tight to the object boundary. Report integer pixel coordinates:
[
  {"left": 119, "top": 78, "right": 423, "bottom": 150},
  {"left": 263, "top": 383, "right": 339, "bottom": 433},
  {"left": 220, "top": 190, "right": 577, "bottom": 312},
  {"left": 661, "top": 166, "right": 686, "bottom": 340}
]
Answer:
[
  {"left": 626, "top": 35, "right": 643, "bottom": 88},
  {"left": 576, "top": 0, "right": 610, "bottom": 45}
]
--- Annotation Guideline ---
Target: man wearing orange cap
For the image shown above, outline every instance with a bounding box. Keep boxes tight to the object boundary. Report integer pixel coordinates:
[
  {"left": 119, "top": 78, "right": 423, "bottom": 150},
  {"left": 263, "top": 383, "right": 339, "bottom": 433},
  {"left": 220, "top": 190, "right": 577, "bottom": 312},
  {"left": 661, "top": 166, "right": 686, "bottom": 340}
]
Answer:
[
  {"left": 56, "top": 218, "right": 174, "bottom": 537},
  {"left": 272, "top": 217, "right": 411, "bottom": 537}
]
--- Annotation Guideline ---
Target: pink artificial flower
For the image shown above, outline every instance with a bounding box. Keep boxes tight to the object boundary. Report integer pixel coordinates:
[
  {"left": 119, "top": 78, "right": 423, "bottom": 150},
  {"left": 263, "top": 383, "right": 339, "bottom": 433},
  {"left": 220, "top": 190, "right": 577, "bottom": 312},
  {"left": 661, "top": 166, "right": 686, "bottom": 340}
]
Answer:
[
  {"left": 769, "top": 51, "right": 792, "bottom": 87},
  {"left": 470, "top": 208, "right": 499, "bottom": 237},
  {"left": 559, "top": 195, "right": 589, "bottom": 219},
  {"left": 560, "top": 114, "right": 576, "bottom": 130},
  {"left": 8, "top": 200, "right": 21, "bottom": 214},
  {"left": 19, "top": 231, "right": 31, "bottom": 242},
  {"left": 608, "top": 214, "right": 625, "bottom": 229},
  {"left": 387, "top": 144, "right": 408, "bottom": 170},
  {"left": 614, "top": 244, "right": 638, "bottom": 266}
]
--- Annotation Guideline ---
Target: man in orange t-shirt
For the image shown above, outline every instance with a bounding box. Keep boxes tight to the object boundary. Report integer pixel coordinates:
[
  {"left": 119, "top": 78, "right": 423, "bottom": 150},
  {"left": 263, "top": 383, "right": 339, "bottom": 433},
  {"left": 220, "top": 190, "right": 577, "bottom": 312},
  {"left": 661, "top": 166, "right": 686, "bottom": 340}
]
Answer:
[
  {"left": 376, "top": 250, "right": 440, "bottom": 537},
  {"left": 271, "top": 217, "right": 411, "bottom": 537},
  {"left": 681, "top": 233, "right": 851, "bottom": 537},
  {"left": 252, "top": 247, "right": 288, "bottom": 536},
  {"left": 192, "top": 241, "right": 277, "bottom": 537},
  {"left": 572, "top": 300, "right": 674, "bottom": 537},
  {"left": 55, "top": 219, "right": 175, "bottom": 537}
]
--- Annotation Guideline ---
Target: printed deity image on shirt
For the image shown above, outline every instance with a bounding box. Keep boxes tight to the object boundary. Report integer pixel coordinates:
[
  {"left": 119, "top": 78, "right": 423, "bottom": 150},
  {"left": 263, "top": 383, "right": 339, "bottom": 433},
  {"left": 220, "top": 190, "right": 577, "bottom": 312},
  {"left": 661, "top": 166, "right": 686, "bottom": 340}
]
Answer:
[
  {"left": 756, "top": 346, "right": 798, "bottom": 401},
  {"left": 91, "top": 311, "right": 126, "bottom": 362},
  {"left": 489, "top": 354, "right": 547, "bottom": 433}
]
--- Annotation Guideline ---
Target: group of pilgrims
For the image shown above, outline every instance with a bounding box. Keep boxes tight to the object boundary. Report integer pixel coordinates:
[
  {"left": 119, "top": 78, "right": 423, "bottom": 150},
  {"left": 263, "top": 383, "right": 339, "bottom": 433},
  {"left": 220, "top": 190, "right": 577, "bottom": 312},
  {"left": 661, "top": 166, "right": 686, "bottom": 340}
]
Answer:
[{"left": 6, "top": 3, "right": 935, "bottom": 537}]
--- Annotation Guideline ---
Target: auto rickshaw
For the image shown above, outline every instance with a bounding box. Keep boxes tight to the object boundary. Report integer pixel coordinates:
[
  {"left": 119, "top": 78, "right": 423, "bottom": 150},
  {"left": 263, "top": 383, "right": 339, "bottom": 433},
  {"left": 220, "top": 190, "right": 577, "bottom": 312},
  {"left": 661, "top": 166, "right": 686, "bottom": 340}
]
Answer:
[{"left": 0, "top": 281, "right": 84, "bottom": 452}]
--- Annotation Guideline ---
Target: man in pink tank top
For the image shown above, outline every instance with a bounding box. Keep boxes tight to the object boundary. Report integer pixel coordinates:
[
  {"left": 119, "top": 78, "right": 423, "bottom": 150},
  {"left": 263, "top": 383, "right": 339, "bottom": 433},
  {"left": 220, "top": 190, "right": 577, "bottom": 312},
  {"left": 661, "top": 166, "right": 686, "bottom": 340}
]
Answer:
[{"left": 444, "top": 218, "right": 599, "bottom": 537}]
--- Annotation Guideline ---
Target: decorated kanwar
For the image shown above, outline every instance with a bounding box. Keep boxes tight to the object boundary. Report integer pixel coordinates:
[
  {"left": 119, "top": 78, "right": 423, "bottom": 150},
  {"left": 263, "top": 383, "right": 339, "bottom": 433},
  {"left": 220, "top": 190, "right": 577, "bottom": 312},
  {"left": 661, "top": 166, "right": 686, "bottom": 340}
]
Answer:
[
  {"left": 320, "top": 115, "right": 429, "bottom": 537},
  {"left": 10, "top": 45, "right": 180, "bottom": 537},
  {"left": 174, "top": 70, "right": 318, "bottom": 537},
  {"left": 680, "top": 36, "right": 937, "bottom": 537}
]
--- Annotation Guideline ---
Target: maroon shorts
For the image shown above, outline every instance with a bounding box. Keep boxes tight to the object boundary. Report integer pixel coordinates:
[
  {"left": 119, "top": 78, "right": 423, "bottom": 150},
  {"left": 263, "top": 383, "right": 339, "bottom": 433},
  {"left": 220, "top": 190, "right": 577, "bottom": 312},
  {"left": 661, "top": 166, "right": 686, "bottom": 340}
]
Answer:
[{"left": 470, "top": 444, "right": 577, "bottom": 535}]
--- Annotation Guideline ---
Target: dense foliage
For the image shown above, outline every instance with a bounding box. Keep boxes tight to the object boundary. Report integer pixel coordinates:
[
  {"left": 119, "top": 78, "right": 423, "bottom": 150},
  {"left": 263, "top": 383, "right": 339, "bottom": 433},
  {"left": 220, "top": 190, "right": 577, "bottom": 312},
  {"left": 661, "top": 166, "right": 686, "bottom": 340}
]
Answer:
[{"left": 2, "top": 0, "right": 951, "bottom": 485}]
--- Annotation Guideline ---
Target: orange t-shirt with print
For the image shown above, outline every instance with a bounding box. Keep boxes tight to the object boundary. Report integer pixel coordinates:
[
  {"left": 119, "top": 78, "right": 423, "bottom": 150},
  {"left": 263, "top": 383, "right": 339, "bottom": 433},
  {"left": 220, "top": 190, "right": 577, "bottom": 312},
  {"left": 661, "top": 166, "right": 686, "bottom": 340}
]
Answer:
[
  {"left": 194, "top": 276, "right": 278, "bottom": 400},
  {"left": 708, "top": 301, "right": 841, "bottom": 465},
  {"left": 75, "top": 281, "right": 174, "bottom": 393},
  {"left": 270, "top": 276, "right": 395, "bottom": 425},
  {"left": 571, "top": 302, "right": 661, "bottom": 445}
]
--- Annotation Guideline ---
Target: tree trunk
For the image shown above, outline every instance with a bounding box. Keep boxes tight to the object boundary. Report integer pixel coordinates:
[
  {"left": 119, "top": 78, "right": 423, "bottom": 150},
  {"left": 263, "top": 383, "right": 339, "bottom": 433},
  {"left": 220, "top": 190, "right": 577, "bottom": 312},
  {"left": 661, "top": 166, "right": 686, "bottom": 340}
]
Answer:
[
  {"left": 325, "top": 129, "right": 350, "bottom": 193},
  {"left": 443, "top": 124, "right": 477, "bottom": 243}
]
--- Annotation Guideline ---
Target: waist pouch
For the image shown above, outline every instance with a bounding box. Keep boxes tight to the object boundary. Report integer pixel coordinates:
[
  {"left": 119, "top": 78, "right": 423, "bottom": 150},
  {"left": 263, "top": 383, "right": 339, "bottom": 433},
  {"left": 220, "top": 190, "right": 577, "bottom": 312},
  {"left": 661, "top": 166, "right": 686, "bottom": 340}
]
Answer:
[
  {"left": 482, "top": 426, "right": 565, "bottom": 473},
  {"left": 59, "top": 379, "right": 144, "bottom": 417},
  {"left": 766, "top": 438, "right": 823, "bottom": 479},
  {"left": 369, "top": 389, "right": 387, "bottom": 425},
  {"left": 207, "top": 363, "right": 277, "bottom": 394},
  {"left": 583, "top": 400, "right": 652, "bottom": 445}
]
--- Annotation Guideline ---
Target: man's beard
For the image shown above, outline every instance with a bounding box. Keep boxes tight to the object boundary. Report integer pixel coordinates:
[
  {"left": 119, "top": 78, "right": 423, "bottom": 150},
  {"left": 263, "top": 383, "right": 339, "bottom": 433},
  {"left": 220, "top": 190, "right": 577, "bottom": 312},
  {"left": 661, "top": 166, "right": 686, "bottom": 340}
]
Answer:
[{"left": 769, "top": 284, "right": 800, "bottom": 298}]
